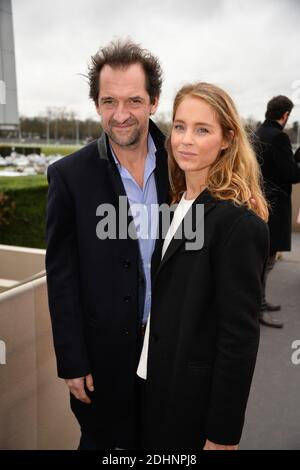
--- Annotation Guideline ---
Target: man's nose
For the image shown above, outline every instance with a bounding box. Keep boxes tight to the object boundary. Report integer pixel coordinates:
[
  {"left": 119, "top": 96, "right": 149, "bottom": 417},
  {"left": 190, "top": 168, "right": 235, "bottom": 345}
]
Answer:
[{"left": 113, "top": 103, "right": 131, "bottom": 123}]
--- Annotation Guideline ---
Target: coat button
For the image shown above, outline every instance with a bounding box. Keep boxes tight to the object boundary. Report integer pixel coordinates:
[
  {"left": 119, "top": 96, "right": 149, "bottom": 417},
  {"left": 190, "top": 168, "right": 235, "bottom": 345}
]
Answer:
[
  {"left": 124, "top": 328, "right": 129, "bottom": 335},
  {"left": 123, "top": 260, "right": 131, "bottom": 268},
  {"left": 151, "top": 333, "right": 159, "bottom": 342},
  {"left": 124, "top": 295, "right": 131, "bottom": 302}
]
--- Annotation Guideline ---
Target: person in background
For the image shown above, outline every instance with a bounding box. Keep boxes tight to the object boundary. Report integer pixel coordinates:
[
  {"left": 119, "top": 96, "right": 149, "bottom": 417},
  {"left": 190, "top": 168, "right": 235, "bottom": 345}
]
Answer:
[
  {"left": 295, "top": 147, "right": 300, "bottom": 162},
  {"left": 255, "top": 96, "right": 300, "bottom": 328},
  {"left": 137, "top": 82, "right": 269, "bottom": 450},
  {"left": 46, "top": 39, "right": 168, "bottom": 450},
  {"left": 295, "top": 147, "right": 300, "bottom": 225}
]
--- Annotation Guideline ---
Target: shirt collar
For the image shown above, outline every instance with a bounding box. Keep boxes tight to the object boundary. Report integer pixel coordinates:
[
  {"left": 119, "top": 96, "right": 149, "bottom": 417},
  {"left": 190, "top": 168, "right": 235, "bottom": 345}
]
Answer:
[
  {"left": 110, "top": 133, "right": 157, "bottom": 168},
  {"left": 264, "top": 119, "right": 284, "bottom": 130}
]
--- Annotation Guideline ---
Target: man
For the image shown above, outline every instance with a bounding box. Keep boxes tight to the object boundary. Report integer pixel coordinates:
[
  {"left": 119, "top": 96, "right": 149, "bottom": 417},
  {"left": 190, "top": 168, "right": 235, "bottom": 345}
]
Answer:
[
  {"left": 255, "top": 96, "right": 300, "bottom": 328},
  {"left": 46, "top": 39, "right": 168, "bottom": 449}
]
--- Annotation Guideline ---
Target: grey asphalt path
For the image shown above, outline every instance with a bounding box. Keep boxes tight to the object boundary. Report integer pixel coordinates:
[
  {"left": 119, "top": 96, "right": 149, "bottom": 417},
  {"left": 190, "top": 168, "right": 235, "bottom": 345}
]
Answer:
[{"left": 240, "top": 233, "right": 300, "bottom": 449}]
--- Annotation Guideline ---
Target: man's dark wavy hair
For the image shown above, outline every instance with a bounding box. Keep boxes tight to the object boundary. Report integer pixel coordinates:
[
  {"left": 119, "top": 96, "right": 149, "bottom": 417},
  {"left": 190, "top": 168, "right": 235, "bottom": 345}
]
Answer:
[
  {"left": 88, "top": 39, "right": 163, "bottom": 106},
  {"left": 265, "top": 95, "right": 294, "bottom": 120}
]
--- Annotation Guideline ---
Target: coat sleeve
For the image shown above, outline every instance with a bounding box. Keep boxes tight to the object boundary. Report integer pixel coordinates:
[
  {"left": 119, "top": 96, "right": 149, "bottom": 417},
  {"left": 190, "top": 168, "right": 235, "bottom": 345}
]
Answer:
[
  {"left": 46, "top": 164, "right": 91, "bottom": 379},
  {"left": 205, "top": 213, "right": 269, "bottom": 445},
  {"left": 271, "top": 133, "right": 300, "bottom": 183}
]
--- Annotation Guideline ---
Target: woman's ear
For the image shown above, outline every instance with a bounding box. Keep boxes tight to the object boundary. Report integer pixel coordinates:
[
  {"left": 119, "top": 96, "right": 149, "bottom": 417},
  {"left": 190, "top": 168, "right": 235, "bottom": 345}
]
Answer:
[{"left": 221, "top": 130, "right": 234, "bottom": 150}]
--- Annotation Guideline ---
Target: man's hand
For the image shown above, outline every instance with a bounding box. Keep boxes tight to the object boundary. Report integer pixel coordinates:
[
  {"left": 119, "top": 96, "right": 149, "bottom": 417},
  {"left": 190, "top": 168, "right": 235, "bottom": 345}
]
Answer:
[
  {"left": 65, "top": 373, "right": 94, "bottom": 404},
  {"left": 203, "top": 439, "right": 238, "bottom": 450}
]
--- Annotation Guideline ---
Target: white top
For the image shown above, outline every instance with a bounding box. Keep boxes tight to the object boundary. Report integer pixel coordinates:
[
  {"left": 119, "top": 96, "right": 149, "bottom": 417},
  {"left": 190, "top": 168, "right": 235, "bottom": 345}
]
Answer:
[{"left": 137, "top": 193, "right": 195, "bottom": 380}]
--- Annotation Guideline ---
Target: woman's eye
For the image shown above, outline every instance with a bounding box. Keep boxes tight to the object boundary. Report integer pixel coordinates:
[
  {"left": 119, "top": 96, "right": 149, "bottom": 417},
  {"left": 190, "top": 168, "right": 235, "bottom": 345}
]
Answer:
[
  {"left": 174, "top": 124, "right": 184, "bottom": 131},
  {"left": 196, "top": 127, "right": 209, "bottom": 135}
]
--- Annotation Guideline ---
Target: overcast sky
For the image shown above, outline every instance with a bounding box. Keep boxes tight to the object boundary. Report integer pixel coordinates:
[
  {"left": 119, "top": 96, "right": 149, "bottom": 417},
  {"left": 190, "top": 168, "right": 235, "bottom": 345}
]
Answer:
[{"left": 12, "top": 0, "right": 300, "bottom": 123}]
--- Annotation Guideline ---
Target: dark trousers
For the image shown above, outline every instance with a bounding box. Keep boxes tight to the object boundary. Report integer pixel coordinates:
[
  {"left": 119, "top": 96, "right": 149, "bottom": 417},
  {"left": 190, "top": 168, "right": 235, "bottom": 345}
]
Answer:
[
  {"left": 79, "top": 430, "right": 109, "bottom": 450},
  {"left": 78, "top": 377, "right": 146, "bottom": 450},
  {"left": 261, "top": 251, "right": 277, "bottom": 308},
  {"left": 78, "top": 331, "right": 147, "bottom": 450}
]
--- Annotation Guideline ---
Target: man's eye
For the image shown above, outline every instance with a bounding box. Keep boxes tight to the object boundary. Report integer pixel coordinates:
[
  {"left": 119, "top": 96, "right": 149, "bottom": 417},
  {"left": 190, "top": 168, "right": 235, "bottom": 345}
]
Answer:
[
  {"left": 130, "top": 98, "right": 142, "bottom": 105},
  {"left": 103, "top": 99, "right": 114, "bottom": 105}
]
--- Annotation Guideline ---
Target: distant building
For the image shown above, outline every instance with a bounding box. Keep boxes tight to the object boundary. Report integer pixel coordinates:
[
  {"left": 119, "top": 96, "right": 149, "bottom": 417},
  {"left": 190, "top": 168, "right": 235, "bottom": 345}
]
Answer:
[{"left": 0, "top": 0, "right": 19, "bottom": 131}]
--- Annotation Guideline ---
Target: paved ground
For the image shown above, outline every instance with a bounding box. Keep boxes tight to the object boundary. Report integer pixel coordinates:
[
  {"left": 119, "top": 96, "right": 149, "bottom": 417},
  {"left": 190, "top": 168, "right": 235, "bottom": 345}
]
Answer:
[{"left": 240, "top": 233, "right": 300, "bottom": 449}]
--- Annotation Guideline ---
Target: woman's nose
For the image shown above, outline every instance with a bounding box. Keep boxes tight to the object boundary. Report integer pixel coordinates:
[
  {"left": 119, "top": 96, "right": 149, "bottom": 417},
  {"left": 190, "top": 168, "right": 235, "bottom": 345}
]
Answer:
[{"left": 181, "top": 129, "right": 193, "bottom": 145}]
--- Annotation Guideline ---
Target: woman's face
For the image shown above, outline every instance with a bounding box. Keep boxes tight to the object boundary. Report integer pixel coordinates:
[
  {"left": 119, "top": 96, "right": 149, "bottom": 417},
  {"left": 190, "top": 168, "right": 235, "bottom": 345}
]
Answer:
[{"left": 171, "top": 96, "right": 228, "bottom": 176}]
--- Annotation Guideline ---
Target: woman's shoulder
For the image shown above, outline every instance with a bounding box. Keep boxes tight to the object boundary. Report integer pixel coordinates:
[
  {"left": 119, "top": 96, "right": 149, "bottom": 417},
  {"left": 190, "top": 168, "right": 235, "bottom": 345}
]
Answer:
[
  {"left": 212, "top": 199, "right": 269, "bottom": 238},
  {"left": 215, "top": 198, "right": 262, "bottom": 218}
]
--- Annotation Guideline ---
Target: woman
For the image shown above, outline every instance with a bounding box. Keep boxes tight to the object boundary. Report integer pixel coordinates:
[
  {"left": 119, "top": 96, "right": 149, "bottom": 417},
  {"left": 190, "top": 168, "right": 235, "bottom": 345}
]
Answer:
[{"left": 137, "top": 82, "right": 269, "bottom": 450}]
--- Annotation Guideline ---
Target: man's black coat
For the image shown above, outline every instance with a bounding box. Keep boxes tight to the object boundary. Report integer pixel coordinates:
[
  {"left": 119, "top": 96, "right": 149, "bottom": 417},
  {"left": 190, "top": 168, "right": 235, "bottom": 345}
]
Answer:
[
  {"left": 46, "top": 120, "right": 168, "bottom": 447},
  {"left": 255, "top": 119, "right": 300, "bottom": 252}
]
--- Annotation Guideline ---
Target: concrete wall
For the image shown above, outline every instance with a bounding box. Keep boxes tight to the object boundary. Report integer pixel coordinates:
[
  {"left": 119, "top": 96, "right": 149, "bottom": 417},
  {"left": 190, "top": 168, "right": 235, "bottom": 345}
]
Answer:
[
  {"left": 0, "top": 244, "right": 46, "bottom": 281},
  {"left": 0, "top": 276, "right": 79, "bottom": 449}
]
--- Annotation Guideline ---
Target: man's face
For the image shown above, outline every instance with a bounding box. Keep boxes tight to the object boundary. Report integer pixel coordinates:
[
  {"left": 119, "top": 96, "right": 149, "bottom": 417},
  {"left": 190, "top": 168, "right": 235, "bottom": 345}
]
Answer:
[{"left": 96, "top": 63, "right": 158, "bottom": 148}]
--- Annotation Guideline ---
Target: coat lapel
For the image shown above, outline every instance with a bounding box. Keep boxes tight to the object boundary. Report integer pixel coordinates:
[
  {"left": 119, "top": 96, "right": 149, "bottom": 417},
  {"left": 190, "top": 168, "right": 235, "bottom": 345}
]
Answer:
[
  {"left": 97, "top": 119, "right": 168, "bottom": 204},
  {"left": 96, "top": 120, "right": 169, "bottom": 252},
  {"left": 149, "top": 119, "right": 169, "bottom": 207},
  {"left": 153, "top": 190, "right": 217, "bottom": 283},
  {"left": 97, "top": 132, "right": 127, "bottom": 198}
]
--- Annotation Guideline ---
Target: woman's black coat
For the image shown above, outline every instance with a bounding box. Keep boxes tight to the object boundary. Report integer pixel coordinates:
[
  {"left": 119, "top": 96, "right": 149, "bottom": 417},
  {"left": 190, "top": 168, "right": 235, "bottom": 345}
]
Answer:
[{"left": 144, "top": 190, "right": 269, "bottom": 449}]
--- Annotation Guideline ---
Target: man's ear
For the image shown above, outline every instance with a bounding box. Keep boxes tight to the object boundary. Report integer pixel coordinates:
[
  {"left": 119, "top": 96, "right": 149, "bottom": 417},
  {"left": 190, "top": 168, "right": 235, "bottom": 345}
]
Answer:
[
  {"left": 96, "top": 104, "right": 101, "bottom": 117},
  {"left": 279, "top": 111, "right": 289, "bottom": 123},
  {"left": 150, "top": 96, "right": 159, "bottom": 115}
]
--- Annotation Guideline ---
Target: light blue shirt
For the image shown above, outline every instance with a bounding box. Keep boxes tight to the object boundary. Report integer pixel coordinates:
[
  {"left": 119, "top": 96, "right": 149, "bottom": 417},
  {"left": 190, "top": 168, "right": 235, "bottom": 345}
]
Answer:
[{"left": 110, "top": 134, "right": 158, "bottom": 324}]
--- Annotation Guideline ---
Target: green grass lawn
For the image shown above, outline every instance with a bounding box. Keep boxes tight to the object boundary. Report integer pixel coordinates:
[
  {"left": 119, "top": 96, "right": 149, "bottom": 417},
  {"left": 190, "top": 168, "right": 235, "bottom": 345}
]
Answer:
[
  {"left": 0, "top": 174, "right": 47, "bottom": 190},
  {"left": 41, "top": 145, "right": 81, "bottom": 156},
  {"left": 0, "top": 143, "right": 81, "bottom": 156}
]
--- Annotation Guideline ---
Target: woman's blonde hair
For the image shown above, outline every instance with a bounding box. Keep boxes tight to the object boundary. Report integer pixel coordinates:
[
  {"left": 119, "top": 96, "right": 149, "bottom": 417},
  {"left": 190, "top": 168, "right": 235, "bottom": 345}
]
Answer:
[{"left": 167, "top": 82, "right": 268, "bottom": 221}]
